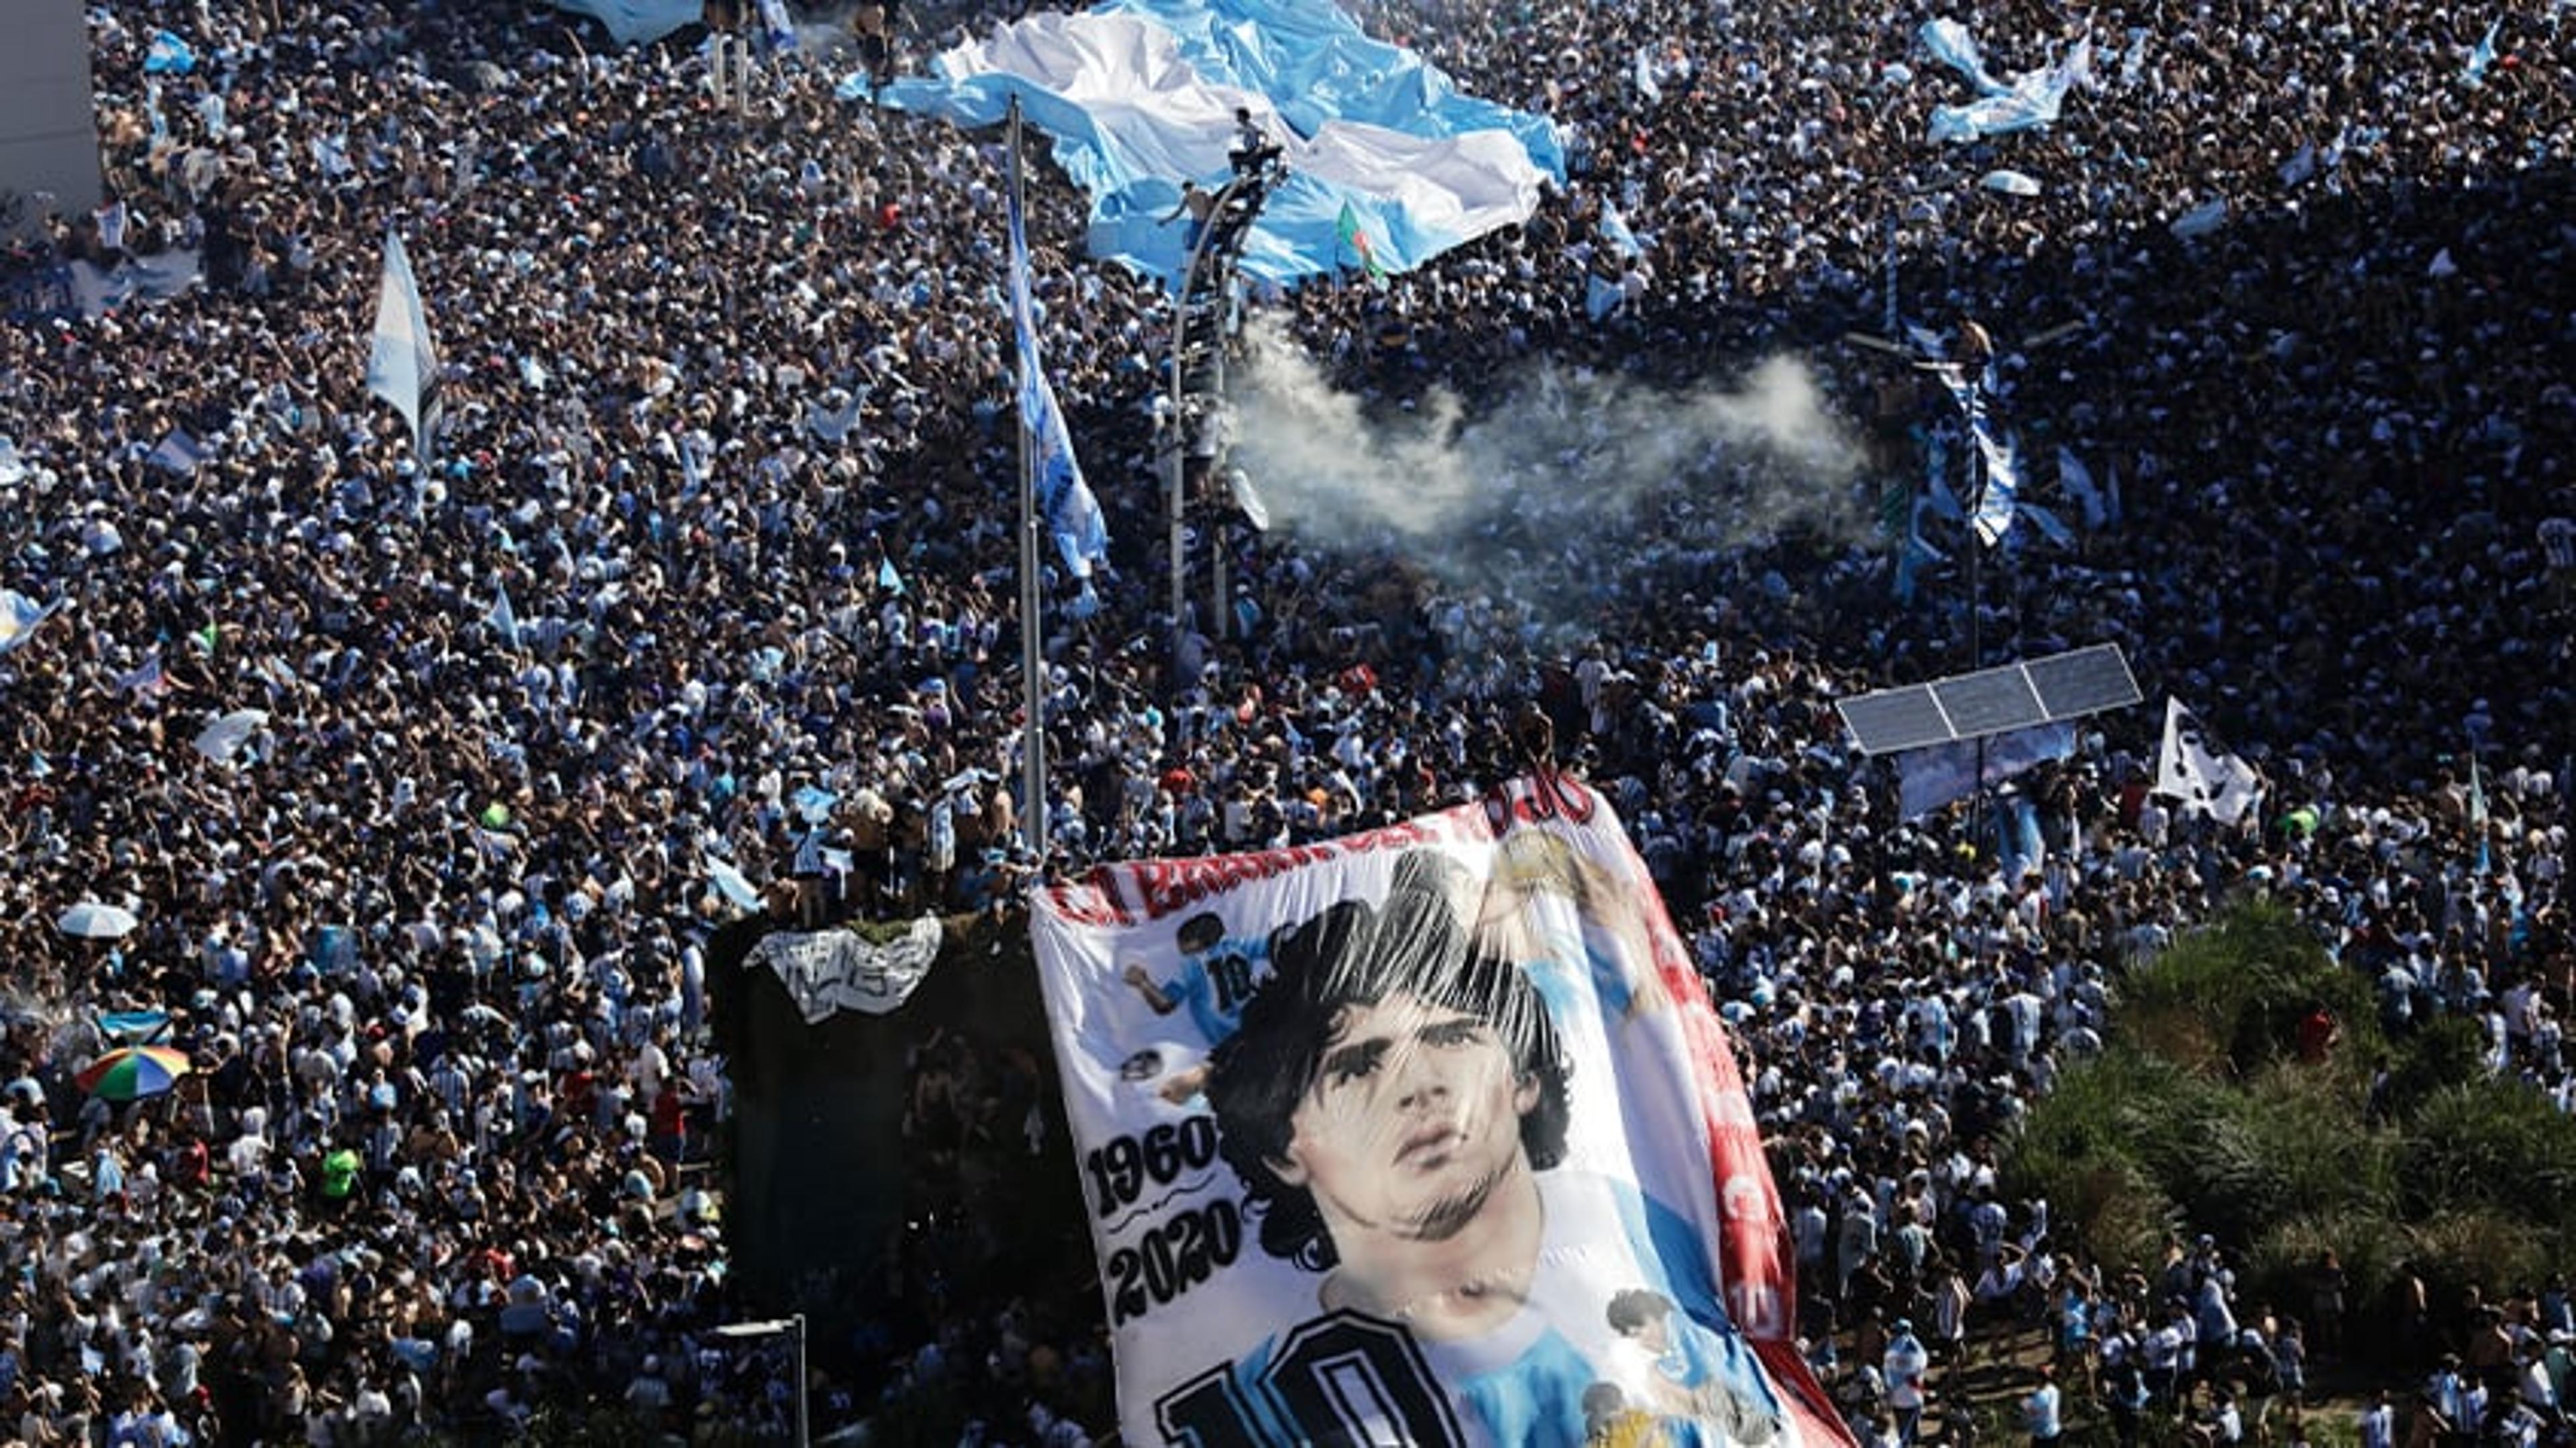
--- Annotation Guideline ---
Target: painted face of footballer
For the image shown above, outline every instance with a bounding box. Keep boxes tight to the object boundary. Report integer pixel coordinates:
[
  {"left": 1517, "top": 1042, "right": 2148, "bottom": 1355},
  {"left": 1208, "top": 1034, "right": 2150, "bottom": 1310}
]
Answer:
[{"left": 1271, "top": 992, "right": 1539, "bottom": 1247}]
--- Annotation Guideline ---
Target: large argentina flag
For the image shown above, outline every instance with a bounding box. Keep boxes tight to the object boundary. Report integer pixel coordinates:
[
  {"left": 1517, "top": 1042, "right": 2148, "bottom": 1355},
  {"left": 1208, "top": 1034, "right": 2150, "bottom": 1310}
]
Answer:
[{"left": 881, "top": 0, "right": 1563, "bottom": 285}]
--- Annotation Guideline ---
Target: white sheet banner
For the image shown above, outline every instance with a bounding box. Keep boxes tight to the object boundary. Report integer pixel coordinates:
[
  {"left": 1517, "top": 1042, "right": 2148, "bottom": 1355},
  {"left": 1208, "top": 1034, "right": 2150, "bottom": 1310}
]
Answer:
[
  {"left": 1030, "top": 776, "right": 1850, "bottom": 1448},
  {"left": 742, "top": 917, "right": 943, "bottom": 1022}
]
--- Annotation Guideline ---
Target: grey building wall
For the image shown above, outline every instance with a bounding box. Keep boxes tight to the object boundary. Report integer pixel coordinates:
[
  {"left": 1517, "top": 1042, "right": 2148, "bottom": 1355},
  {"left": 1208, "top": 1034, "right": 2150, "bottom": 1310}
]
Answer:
[{"left": 0, "top": 0, "right": 102, "bottom": 238}]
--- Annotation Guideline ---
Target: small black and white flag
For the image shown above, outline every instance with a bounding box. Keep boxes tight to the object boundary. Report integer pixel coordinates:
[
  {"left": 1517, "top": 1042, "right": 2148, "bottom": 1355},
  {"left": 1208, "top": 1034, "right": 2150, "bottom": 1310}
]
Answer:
[{"left": 2155, "top": 696, "right": 2262, "bottom": 823}]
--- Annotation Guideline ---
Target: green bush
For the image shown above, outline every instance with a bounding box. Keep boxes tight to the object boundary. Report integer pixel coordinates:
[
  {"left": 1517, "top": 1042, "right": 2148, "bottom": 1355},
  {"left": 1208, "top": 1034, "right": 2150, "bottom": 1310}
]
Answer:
[
  {"left": 2243, "top": 1208, "right": 2406, "bottom": 1338},
  {"left": 2113, "top": 901, "right": 2379, "bottom": 1080},
  {"left": 2399, "top": 1084, "right": 2576, "bottom": 1231},
  {"left": 2235, "top": 1062, "right": 2398, "bottom": 1225},
  {"left": 2383, "top": 1017, "right": 2495, "bottom": 1118},
  {"left": 2404, "top": 1208, "right": 2561, "bottom": 1326},
  {"left": 2004, "top": 898, "right": 2576, "bottom": 1356}
]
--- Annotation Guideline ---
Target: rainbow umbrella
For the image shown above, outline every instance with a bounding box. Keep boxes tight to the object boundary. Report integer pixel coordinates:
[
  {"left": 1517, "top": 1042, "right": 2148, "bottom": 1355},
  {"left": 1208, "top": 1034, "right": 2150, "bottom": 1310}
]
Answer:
[{"left": 74, "top": 1045, "right": 193, "bottom": 1102}]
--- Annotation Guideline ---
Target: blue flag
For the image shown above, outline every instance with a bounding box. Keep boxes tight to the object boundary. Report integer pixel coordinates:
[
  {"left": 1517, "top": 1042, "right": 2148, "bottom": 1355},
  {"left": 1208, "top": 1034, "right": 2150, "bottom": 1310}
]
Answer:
[
  {"left": 0, "top": 590, "right": 61, "bottom": 655},
  {"left": 1585, "top": 273, "right": 1625, "bottom": 321},
  {"left": 1599, "top": 202, "right": 1643, "bottom": 260},
  {"left": 2463, "top": 19, "right": 2500, "bottom": 86},
  {"left": 1933, "top": 367, "right": 2019, "bottom": 547},
  {"left": 1008, "top": 184, "right": 1110, "bottom": 579},
  {"left": 143, "top": 30, "right": 195, "bottom": 74},
  {"left": 878, "top": 556, "right": 905, "bottom": 595}
]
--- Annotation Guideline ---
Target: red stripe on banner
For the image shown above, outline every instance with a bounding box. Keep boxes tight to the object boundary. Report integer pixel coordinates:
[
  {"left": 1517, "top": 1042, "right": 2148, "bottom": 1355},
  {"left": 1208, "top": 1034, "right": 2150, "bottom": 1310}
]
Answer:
[
  {"left": 1595, "top": 780, "right": 1859, "bottom": 1448},
  {"left": 1755, "top": 1336, "right": 1860, "bottom": 1448}
]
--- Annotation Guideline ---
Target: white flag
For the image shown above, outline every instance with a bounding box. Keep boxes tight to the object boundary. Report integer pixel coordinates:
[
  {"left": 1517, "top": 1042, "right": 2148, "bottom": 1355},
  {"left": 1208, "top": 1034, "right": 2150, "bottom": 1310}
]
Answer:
[
  {"left": 2155, "top": 696, "right": 2261, "bottom": 823},
  {"left": 366, "top": 229, "right": 442, "bottom": 462}
]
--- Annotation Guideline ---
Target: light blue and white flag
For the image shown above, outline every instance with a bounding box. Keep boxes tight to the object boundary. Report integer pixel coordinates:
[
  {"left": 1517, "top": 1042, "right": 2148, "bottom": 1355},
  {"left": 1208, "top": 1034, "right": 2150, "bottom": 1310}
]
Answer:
[
  {"left": 2463, "top": 19, "right": 2501, "bottom": 86},
  {"left": 878, "top": 556, "right": 905, "bottom": 595},
  {"left": 2016, "top": 500, "right": 2072, "bottom": 548},
  {"left": 148, "top": 431, "right": 205, "bottom": 476},
  {"left": 1599, "top": 202, "right": 1643, "bottom": 260},
  {"left": 1929, "top": 38, "right": 2090, "bottom": 144},
  {"left": 1980, "top": 169, "right": 2043, "bottom": 197},
  {"left": 366, "top": 229, "right": 442, "bottom": 464},
  {"left": 1929, "top": 366, "right": 2019, "bottom": 546},
  {"left": 313, "top": 134, "right": 353, "bottom": 178},
  {"left": 0, "top": 591, "right": 62, "bottom": 655},
  {"left": 2059, "top": 446, "right": 2106, "bottom": 529},
  {"left": 488, "top": 584, "right": 521, "bottom": 647},
  {"left": 1585, "top": 272, "right": 1625, "bottom": 321},
  {"left": 95, "top": 201, "right": 129, "bottom": 255},
  {"left": 1919, "top": 18, "right": 2006, "bottom": 95},
  {"left": 1009, "top": 182, "right": 1110, "bottom": 579},
  {"left": 0, "top": 437, "right": 23, "bottom": 486},
  {"left": 116, "top": 652, "right": 174, "bottom": 699},
  {"left": 1632, "top": 46, "right": 1664, "bottom": 104},
  {"left": 1972, "top": 425, "right": 2021, "bottom": 547},
  {"left": 143, "top": 30, "right": 195, "bottom": 74},
  {"left": 1996, "top": 791, "right": 2047, "bottom": 882},
  {"left": 757, "top": 0, "right": 797, "bottom": 50},
  {"left": 885, "top": 0, "right": 1561, "bottom": 285}
]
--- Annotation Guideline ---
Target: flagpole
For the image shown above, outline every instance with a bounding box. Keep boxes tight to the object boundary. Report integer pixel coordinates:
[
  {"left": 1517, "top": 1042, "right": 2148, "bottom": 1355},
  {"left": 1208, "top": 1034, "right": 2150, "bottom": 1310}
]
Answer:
[{"left": 1010, "top": 98, "right": 1049, "bottom": 861}]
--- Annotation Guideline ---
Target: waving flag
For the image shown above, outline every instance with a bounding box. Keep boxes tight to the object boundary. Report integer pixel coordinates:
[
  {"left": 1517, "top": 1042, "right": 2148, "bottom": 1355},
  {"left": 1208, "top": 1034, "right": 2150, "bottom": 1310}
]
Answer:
[
  {"left": 115, "top": 652, "right": 174, "bottom": 699},
  {"left": 1931, "top": 367, "right": 2019, "bottom": 547},
  {"left": 1633, "top": 46, "right": 1665, "bottom": 104},
  {"left": 2463, "top": 19, "right": 2501, "bottom": 85},
  {"left": 2059, "top": 446, "right": 2106, "bottom": 529},
  {"left": 143, "top": 30, "right": 195, "bottom": 73},
  {"left": 1586, "top": 272, "right": 1626, "bottom": 321},
  {"left": 366, "top": 229, "right": 443, "bottom": 464},
  {"left": 2155, "top": 697, "right": 2262, "bottom": 824},
  {"left": 0, "top": 591, "right": 62, "bottom": 655},
  {"left": 1334, "top": 201, "right": 1390, "bottom": 282},
  {"left": 1009, "top": 177, "right": 1110, "bottom": 578},
  {"left": 1600, "top": 201, "right": 1644, "bottom": 259},
  {"left": 488, "top": 584, "right": 521, "bottom": 647}
]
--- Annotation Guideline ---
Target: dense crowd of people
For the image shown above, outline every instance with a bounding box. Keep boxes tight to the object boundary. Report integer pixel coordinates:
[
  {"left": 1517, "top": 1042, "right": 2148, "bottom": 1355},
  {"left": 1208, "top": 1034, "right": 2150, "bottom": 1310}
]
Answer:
[{"left": 0, "top": 0, "right": 2568, "bottom": 1441}]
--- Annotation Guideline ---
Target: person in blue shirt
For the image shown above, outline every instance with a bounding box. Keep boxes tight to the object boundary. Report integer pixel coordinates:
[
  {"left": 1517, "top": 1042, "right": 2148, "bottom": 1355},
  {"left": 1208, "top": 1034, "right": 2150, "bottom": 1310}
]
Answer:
[{"left": 1123, "top": 911, "right": 1273, "bottom": 1045}]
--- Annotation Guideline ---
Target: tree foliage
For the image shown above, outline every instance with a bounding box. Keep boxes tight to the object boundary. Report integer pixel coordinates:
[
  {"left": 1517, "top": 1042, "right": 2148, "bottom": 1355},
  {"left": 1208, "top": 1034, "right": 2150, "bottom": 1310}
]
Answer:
[{"left": 2003, "top": 900, "right": 2572, "bottom": 1344}]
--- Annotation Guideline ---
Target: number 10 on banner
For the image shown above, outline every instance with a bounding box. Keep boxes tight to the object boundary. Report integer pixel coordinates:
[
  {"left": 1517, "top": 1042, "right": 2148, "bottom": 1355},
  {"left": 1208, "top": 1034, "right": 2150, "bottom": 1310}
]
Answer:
[{"left": 1153, "top": 1312, "right": 1464, "bottom": 1447}]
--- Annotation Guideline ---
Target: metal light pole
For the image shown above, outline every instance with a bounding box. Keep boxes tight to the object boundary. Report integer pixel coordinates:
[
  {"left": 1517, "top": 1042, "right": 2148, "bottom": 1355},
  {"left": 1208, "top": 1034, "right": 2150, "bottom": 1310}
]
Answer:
[
  {"left": 1007, "top": 98, "right": 1049, "bottom": 858},
  {"left": 711, "top": 1314, "right": 808, "bottom": 1448}
]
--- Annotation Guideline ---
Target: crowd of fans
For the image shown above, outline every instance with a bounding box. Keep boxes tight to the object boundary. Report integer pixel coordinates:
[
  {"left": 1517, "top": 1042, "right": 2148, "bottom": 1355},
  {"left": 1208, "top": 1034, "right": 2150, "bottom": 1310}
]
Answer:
[{"left": 0, "top": 0, "right": 2568, "bottom": 1441}]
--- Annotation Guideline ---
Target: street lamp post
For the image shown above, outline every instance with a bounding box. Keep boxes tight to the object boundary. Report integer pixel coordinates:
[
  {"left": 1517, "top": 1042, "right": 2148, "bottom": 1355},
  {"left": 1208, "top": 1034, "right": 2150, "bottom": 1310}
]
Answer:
[{"left": 712, "top": 1313, "right": 808, "bottom": 1448}]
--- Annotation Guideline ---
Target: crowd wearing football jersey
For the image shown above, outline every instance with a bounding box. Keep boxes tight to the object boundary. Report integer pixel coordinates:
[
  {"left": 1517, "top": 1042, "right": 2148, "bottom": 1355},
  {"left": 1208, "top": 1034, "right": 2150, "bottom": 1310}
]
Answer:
[{"left": 0, "top": 0, "right": 2569, "bottom": 1441}]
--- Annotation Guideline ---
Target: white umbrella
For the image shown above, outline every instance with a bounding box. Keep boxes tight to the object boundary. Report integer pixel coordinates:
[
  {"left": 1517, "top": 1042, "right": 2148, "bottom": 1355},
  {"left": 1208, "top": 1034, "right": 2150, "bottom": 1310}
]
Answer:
[
  {"left": 57, "top": 901, "right": 140, "bottom": 939},
  {"left": 193, "top": 709, "right": 269, "bottom": 764}
]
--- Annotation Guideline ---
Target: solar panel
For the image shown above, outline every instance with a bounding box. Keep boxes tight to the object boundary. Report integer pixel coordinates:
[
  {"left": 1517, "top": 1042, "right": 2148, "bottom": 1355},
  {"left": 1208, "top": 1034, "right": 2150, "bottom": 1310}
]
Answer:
[
  {"left": 1833, "top": 642, "right": 2141, "bottom": 755},
  {"left": 1931, "top": 665, "right": 2047, "bottom": 737},
  {"left": 2024, "top": 643, "right": 2141, "bottom": 718},
  {"left": 1837, "top": 686, "right": 1951, "bottom": 756}
]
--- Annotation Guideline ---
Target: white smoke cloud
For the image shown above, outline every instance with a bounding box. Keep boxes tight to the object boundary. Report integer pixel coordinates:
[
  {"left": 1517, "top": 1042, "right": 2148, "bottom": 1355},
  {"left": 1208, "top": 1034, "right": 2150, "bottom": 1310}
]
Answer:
[{"left": 1222, "top": 317, "right": 1874, "bottom": 599}]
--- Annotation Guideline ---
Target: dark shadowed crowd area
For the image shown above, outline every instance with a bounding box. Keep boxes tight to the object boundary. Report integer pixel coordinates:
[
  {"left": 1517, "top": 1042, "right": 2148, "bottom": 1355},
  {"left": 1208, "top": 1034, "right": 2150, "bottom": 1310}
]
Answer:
[{"left": 0, "top": 0, "right": 2569, "bottom": 1442}]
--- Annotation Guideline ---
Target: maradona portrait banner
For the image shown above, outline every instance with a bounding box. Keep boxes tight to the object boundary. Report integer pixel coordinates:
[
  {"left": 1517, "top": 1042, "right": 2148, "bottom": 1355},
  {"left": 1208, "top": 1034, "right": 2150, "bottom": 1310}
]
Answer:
[{"left": 1029, "top": 773, "right": 1851, "bottom": 1447}]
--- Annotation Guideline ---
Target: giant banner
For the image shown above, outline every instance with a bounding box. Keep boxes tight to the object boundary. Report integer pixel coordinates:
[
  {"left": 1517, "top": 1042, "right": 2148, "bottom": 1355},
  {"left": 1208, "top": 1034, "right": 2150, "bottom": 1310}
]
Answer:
[{"left": 1030, "top": 774, "right": 1851, "bottom": 1447}]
